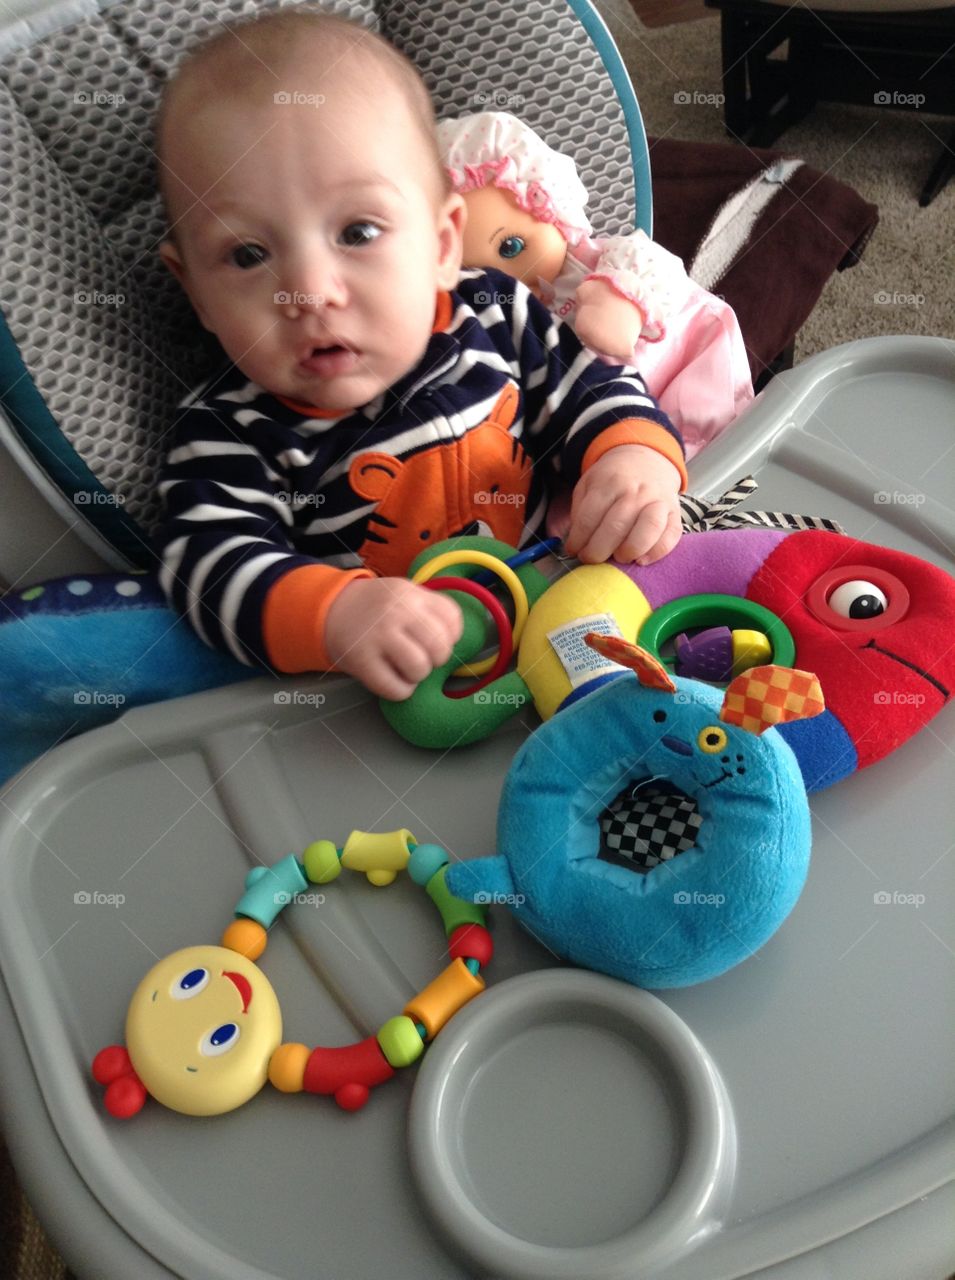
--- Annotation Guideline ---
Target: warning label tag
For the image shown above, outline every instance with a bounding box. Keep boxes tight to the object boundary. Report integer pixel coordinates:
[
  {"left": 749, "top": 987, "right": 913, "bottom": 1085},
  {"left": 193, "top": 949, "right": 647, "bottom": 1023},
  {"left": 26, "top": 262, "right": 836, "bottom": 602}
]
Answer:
[{"left": 546, "top": 614, "right": 625, "bottom": 689}]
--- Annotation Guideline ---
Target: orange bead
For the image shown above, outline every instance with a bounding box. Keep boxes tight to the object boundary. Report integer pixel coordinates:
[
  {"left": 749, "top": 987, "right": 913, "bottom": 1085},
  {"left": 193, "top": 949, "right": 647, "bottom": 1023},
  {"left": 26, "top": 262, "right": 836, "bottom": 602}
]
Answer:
[
  {"left": 268, "top": 1042, "right": 310, "bottom": 1093},
  {"left": 403, "top": 958, "right": 485, "bottom": 1040},
  {"left": 221, "top": 917, "right": 267, "bottom": 961}
]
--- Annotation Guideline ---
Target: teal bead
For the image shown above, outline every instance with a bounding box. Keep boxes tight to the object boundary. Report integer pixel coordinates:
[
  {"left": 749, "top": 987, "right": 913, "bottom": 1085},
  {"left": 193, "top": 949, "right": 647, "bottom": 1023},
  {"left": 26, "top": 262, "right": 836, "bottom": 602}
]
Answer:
[
  {"left": 407, "top": 843, "right": 449, "bottom": 886},
  {"left": 234, "top": 853, "right": 308, "bottom": 928}
]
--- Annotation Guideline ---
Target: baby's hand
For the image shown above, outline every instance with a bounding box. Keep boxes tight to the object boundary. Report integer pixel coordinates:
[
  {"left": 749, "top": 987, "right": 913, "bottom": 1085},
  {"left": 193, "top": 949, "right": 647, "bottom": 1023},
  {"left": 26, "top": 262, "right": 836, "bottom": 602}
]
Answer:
[
  {"left": 324, "top": 577, "right": 463, "bottom": 701},
  {"left": 563, "top": 445, "right": 682, "bottom": 566},
  {"left": 573, "top": 278, "right": 644, "bottom": 364}
]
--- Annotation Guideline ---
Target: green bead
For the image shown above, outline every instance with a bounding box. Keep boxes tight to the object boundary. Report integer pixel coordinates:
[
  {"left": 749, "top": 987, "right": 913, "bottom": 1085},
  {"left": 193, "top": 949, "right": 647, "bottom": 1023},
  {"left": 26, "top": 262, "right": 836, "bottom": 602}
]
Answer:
[
  {"left": 303, "top": 839, "right": 341, "bottom": 883},
  {"left": 426, "top": 865, "right": 487, "bottom": 935},
  {"left": 377, "top": 1015, "right": 424, "bottom": 1068}
]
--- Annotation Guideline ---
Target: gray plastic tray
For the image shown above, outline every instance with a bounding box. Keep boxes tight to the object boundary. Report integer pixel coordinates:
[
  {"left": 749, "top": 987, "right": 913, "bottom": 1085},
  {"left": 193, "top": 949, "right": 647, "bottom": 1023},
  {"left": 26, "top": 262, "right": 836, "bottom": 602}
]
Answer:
[{"left": 1, "top": 336, "right": 954, "bottom": 1280}]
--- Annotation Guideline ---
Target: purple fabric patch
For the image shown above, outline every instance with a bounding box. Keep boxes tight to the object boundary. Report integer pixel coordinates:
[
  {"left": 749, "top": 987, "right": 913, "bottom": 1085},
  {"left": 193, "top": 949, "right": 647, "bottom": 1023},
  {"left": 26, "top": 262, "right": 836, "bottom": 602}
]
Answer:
[{"left": 618, "top": 528, "right": 789, "bottom": 606}]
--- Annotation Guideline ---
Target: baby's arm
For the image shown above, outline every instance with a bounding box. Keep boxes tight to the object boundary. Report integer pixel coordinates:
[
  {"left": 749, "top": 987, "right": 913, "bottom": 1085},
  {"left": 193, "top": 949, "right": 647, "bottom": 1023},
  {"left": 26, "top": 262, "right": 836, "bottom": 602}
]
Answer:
[
  {"left": 266, "top": 569, "right": 462, "bottom": 701},
  {"left": 154, "top": 406, "right": 460, "bottom": 696},
  {"left": 491, "top": 271, "right": 685, "bottom": 565}
]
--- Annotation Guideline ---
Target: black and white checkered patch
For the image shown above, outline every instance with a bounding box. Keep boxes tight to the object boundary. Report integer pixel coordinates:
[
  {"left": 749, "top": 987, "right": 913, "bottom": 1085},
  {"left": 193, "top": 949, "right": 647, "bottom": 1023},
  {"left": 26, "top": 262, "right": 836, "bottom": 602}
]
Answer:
[{"left": 598, "top": 779, "right": 702, "bottom": 873}]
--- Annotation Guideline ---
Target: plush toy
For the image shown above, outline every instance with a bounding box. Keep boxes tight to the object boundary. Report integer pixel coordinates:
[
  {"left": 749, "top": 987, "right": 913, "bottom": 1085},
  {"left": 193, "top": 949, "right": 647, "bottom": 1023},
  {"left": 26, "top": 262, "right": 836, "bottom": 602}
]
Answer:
[
  {"left": 386, "top": 513, "right": 955, "bottom": 794},
  {"left": 447, "top": 637, "right": 825, "bottom": 988},
  {"left": 437, "top": 110, "right": 754, "bottom": 457}
]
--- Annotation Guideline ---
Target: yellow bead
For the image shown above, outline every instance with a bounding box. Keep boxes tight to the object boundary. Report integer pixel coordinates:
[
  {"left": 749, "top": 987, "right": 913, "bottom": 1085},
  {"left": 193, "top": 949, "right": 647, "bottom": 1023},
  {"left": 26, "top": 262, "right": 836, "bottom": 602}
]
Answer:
[
  {"left": 340, "top": 829, "right": 414, "bottom": 885},
  {"left": 731, "top": 628, "right": 772, "bottom": 677},
  {"left": 376, "top": 1015, "right": 424, "bottom": 1068},
  {"left": 303, "top": 839, "right": 341, "bottom": 884}
]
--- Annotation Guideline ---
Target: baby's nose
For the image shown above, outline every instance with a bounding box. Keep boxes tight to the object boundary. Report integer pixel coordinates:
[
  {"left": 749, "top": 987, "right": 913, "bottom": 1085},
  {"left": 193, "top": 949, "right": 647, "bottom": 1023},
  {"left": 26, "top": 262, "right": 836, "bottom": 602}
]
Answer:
[{"left": 279, "top": 255, "right": 347, "bottom": 315}]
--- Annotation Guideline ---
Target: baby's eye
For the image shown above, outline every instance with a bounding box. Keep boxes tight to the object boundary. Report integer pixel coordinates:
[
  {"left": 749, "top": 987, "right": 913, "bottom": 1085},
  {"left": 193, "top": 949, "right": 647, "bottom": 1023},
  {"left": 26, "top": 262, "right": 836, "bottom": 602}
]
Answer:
[
  {"left": 230, "top": 243, "right": 269, "bottom": 270},
  {"left": 340, "top": 221, "right": 382, "bottom": 247},
  {"left": 498, "top": 235, "right": 526, "bottom": 260}
]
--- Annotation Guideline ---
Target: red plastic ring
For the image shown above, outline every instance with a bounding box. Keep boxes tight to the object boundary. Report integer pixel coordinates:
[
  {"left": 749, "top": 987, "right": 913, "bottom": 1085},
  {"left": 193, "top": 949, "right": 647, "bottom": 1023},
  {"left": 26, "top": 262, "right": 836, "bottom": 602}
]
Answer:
[
  {"left": 805, "top": 565, "right": 909, "bottom": 632},
  {"left": 420, "top": 576, "right": 514, "bottom": 698}
]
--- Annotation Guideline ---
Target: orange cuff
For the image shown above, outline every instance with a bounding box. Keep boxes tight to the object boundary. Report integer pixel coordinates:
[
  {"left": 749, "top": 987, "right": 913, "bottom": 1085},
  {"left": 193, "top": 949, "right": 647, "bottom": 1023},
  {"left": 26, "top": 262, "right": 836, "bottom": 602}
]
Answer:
[
  {"left": 581, "top": 419, "right": 688, "bottom": 492},
  {"left": 262, "top": 563, "right": 374, "bottom": 673}
]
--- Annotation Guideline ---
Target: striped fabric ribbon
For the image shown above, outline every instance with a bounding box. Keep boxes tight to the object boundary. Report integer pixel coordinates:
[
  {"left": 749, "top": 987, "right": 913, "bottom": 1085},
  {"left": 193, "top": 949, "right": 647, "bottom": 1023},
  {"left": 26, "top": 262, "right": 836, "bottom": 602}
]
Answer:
[{"left": 679, "top": 476, "right": 845, "bottom": 536}]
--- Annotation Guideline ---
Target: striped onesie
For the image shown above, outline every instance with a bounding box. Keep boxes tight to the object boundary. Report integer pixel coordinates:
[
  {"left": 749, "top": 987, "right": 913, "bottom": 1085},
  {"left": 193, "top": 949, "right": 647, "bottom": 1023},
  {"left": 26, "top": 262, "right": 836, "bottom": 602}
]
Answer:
[{"left": 152, "top": 267, "right": 686, "bottom": 674}]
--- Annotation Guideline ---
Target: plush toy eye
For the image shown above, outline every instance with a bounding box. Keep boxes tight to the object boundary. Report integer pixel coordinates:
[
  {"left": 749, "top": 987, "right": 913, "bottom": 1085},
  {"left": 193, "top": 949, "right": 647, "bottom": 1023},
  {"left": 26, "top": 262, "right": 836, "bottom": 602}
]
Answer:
[
  {"left": 170, "top": 968, "right": 209, "bottom": 999},
  {"left": 199, "top": 1023, "right": 240, "bottom": 1056},
  {"left": 697, "top": 725, "right": 728, "bottom": 753},
  {"left": 498, "top": 235, "right": 526, "bottom": 260},
  {"left": 827, "top": 580, "right": 887, "bottom": 619}
]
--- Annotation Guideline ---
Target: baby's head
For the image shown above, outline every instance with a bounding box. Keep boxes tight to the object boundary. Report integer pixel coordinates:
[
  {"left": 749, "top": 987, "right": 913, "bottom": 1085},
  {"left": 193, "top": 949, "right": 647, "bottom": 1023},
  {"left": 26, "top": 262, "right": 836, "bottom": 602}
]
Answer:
[{"left": 156, "top": 7, "right": 465, "bottom": 412}]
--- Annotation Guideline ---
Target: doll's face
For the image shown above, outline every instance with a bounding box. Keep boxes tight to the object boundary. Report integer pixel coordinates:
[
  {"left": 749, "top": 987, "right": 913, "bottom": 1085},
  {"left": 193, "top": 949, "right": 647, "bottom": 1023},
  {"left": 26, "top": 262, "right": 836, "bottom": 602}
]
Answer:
[{"left": 460, "top": 185, "right": 568, "bottom": 295}]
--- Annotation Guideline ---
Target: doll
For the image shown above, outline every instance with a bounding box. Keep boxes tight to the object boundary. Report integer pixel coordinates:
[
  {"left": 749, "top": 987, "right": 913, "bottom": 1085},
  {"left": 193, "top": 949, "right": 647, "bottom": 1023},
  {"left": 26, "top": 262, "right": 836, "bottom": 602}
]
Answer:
[{"left": 437, "top": 111, "right": 755, "bottom": 459}]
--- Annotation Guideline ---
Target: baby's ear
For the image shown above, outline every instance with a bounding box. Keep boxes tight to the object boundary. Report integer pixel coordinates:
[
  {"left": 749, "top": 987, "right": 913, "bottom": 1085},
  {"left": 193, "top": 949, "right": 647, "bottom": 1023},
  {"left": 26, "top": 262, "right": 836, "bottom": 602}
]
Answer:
[
  {"left": 159, "top": 239, "right": 211, "bottom": 330},
  {"left": 435, "top": 191, "right": 467, "bottom": 290}
]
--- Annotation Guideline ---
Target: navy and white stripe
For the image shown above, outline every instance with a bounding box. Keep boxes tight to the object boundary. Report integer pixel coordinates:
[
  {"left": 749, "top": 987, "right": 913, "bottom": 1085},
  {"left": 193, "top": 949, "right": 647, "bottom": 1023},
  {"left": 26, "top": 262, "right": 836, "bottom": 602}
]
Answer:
[{"left": 152, "top": 267, "right": 681, "bottom": 668}]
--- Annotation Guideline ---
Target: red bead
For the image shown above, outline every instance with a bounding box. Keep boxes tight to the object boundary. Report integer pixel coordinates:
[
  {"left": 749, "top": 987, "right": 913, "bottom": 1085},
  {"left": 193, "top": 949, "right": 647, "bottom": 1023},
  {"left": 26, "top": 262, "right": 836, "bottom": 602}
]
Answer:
[
  {"left": 302, "top": 1036, "right": 395, "bottom": 1097},
  {"left": 105, "top": 1075, "right": 147, "bottom": 1118},
  {"left": 92, "top": 1044, "right": 133, "bottom": 1085},
  {"left": 335, "top": 1083, "right": 370, "bottom": 1111},
  {"left": 448, "top": 923, "right": 493, "bottom": 968}
]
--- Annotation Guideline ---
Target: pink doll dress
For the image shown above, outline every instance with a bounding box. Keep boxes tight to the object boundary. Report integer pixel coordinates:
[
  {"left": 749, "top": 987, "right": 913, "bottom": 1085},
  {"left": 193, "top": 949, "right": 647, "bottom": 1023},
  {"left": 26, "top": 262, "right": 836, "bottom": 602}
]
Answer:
[{"left": 438, "top": 111, "right": 755, "bottom": 459}]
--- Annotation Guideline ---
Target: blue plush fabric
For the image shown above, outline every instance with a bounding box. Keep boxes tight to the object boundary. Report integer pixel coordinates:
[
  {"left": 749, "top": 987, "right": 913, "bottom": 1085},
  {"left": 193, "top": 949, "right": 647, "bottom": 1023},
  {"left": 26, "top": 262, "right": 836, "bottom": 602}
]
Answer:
[
  {"left": 447, "top": 669, "right": 812, "bottom": 989},
  {"left": 0, "top": 572, "right": 253, "bottom": 786}
]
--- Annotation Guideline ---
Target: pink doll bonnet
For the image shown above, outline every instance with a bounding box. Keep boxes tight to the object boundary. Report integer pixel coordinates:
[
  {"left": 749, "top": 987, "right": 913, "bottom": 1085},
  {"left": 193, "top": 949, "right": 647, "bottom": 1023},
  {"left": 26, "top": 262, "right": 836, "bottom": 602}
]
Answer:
[{"left": 436, "top": 110, "right": 593, "bottom": 246}]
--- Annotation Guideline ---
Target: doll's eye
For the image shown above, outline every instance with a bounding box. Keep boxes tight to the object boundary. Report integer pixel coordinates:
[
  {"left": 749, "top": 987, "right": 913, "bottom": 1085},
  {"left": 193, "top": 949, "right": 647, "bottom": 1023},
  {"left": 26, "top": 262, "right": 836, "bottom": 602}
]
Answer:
[
  {"left": 199, "top": 1023, "right": 240, "bottom": 1056},
  {"left": 230, "top": 243, "right": 269, "bottom": 269},
  {"left": 827, "top": 580, "right": 887, "bottom": 620},
  {"left": 697, "top": 726, "right": 728, "bottom": 754},
  {"left": 171, "top": 968, "right": 209, "bottom": 999},
  {"left": 340, "top": 221, "right": 382, "bottom": 247},
  {"left": 498, "top": 235, "right": 526, "bottom": 260}
]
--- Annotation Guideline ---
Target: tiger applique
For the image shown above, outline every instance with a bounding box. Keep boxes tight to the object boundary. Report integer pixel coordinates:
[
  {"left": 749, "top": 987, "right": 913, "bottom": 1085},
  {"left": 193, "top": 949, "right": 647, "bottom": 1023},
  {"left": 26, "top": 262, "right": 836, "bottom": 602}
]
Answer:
[{"left": 349, "top": 384, "right": 533, "bottom": 577}]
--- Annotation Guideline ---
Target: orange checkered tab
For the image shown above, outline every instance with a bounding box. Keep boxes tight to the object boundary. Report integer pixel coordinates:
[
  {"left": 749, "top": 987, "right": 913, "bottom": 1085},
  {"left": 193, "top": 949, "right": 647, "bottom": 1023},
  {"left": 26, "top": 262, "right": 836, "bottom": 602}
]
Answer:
[
  {"left": 719, "top": 665, "right": 825, "bottom": 736},
  {"left": 584, "top": 633, "right": 677, "bottom": 693}
]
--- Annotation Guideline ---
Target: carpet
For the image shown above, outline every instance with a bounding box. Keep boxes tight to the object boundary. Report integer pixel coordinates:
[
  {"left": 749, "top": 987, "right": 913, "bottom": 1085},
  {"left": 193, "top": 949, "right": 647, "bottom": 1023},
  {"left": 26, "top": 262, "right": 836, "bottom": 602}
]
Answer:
[{"left": 594, "top": 0, "right": 954, "bottom": 359}]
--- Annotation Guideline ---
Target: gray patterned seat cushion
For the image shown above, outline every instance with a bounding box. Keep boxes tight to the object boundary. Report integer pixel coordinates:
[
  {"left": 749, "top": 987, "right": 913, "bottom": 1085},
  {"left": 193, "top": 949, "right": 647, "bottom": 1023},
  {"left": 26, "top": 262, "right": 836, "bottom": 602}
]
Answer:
[{"left": 0, "top": 0, "right": 648, "bottom": 567}]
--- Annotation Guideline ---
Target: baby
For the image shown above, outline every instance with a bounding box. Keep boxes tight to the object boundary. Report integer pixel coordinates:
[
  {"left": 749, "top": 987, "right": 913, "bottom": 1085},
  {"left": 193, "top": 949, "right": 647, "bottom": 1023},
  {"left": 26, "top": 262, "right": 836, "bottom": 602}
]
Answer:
[{"left": 153, "top": 6, "right": 687, "bottom": 702}]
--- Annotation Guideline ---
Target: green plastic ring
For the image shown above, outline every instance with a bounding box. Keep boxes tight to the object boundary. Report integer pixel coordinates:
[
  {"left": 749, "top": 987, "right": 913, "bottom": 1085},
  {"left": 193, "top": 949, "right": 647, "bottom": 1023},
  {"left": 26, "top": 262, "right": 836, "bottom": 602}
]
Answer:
[{"left": 637, "top": 593, "right": 796, "bottom": 673}]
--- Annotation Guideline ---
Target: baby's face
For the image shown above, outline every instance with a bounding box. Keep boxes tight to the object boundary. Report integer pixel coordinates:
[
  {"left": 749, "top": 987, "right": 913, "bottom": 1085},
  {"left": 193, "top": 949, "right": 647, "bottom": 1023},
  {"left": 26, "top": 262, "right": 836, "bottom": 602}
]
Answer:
[{"left": 160, "top": 74, "right": 464, "bottom": 411}]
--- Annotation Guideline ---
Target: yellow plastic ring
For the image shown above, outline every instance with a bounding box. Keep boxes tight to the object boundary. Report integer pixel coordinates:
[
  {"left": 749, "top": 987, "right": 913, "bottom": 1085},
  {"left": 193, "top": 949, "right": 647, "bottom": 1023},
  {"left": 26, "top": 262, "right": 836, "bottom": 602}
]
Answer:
[{"left": 411, "top": 550, "right": 530, "bottom": 678}]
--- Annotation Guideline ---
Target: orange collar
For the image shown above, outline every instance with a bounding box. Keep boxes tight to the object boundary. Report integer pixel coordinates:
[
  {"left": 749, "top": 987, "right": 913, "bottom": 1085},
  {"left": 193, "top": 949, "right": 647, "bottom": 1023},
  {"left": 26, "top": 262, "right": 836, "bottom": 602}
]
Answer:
[{"left": 275, "top": 291, "right": 453, "bottom": 419}]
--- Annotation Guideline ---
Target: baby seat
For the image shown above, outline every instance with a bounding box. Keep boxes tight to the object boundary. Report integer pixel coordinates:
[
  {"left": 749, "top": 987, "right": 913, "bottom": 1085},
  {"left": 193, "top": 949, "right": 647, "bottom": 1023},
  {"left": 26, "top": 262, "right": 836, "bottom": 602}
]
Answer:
[
  {"left": 0, "top": 0, "right": 653, "bottom": 588},
  {"left": 0, "top": 3, "right": 953, "bottom": 1279}
]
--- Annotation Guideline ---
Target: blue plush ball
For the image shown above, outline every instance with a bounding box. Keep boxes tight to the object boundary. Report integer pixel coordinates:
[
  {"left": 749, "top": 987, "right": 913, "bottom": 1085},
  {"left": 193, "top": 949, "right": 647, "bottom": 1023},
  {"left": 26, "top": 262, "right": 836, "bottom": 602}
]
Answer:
[{"left": 447, "top": 670, "right": 811, "bottom": 988}]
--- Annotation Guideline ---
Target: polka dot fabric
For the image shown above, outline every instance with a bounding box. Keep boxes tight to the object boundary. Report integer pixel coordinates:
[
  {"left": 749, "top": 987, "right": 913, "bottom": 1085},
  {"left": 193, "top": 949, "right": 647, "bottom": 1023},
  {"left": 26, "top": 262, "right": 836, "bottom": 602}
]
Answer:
[{"left": 0, "top": 0, "right": 636, "bottom": 561}]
